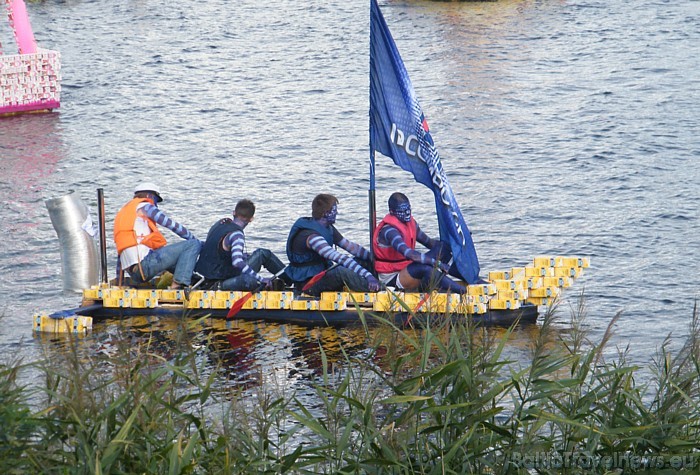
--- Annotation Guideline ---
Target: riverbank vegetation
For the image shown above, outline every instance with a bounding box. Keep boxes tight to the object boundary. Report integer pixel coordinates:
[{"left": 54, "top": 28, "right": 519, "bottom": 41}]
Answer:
[{"left": 2, "top": 299, "right": 699, "bottom": 474}]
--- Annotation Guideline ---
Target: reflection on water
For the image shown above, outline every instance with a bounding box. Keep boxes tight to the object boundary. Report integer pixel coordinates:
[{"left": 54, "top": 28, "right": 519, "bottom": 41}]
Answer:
[
  {"left": 33, "top": 314, "right": 378, "bottom": 398},
  {"left": 31, "top": 310, "right": 566, "bottom": 402},
  {"left": 0, "top": 113, "right": 66, "bottom": 199}
]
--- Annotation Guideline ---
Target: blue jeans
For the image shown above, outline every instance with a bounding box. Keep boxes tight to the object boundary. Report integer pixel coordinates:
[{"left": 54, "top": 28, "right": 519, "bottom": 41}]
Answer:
[
  {"left": 220, "top": 248, "right": 285, "bottom": 291},
  {"left": 131, "top": 239, "right": 202, "bottom": 286}
]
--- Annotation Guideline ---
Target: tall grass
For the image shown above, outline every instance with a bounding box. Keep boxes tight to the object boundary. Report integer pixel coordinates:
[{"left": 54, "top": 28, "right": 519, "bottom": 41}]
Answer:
[{"left": 2, "top": 299, "right": 699, "bottom": 473}]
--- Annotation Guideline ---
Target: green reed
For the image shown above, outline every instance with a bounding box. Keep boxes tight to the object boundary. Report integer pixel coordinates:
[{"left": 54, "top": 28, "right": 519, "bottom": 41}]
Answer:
[{"left": 1, "top": 298, "right": 699, "bottom": 473}]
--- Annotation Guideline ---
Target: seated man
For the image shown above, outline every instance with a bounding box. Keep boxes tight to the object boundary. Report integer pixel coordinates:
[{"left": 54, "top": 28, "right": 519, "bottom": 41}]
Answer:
[
  {"left": 286, "top": 193, "right": 381, "bottom": 295},
  {"left": 195, "top": 199, "right": 287, "bottom": 291},
  {"left": 372, "top": 192, "right": 465, "bottom": 293},
  {"left": 114, "top": 182, "right": 202, "bottom": 289}
]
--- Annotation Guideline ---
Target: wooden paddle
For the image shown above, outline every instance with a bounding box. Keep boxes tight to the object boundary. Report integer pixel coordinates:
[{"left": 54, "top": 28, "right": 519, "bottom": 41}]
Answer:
[
  {"left": 301, "top": 262, "right": 339, "bottom": 292},
  {"left": 226, "top": 268, "right": 287, "bottom": 320}
]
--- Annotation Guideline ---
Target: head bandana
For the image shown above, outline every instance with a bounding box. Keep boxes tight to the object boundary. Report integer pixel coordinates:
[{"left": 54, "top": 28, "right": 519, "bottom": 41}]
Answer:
[
  {"left": 323, "top": 204, "right": 338, "bottom": 224},
  {"left": 390, "top": 202, "right": 412, "bottom": 223}
]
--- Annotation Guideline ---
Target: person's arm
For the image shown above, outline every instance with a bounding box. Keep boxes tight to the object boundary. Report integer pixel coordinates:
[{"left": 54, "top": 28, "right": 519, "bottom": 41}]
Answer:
[
  {"left": 379, "top": 225, "right": 440, "bottom": 267},
  {"left": 224, "top": 231, "right": 267, "bottom": 283},
  {"left": 307, "top": 233, "right": 374, "bottom": 280},
  {"left": 140, "top": 203, "right": 195, "bottom": 240},
  {"left": 415, "top": 223, "right": 439, "bottom": 249},
  {"left": 337, "top": 237, "right": 372, "bottom": 261}
]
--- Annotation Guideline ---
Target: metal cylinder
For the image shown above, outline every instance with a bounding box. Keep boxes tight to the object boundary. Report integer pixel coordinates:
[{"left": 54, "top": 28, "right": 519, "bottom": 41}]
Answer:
[{"left": 45, "top": 191, "right": 99, "bottom": 292}]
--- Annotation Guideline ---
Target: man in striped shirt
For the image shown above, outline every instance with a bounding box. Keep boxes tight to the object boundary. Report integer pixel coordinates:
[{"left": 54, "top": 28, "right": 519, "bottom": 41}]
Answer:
[
  {"left": 286, "top": 194, "right": 381, "bottom": 295},
  {"left": 194, "top": 199, "right": 287, "bottom": 291},
  {"left": 113, "top": 182, "right": 202, "bottom": 289}
]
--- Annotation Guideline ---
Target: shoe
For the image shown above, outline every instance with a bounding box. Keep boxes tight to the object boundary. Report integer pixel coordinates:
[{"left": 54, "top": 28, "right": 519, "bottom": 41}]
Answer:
[{"left": 271, "top": 278, "right": 286, "bottom": 291}]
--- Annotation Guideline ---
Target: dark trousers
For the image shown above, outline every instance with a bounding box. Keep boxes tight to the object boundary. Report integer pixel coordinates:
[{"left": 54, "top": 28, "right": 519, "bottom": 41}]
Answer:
[
  {"left": 300, "top": 259, "right": 373, "bottom": 296},
  {"left": 220, "top": 248, "right": 285, "bottom": 291}
]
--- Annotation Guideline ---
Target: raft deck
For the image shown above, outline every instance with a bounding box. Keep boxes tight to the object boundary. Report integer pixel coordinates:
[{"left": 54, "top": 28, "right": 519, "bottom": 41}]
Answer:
[{"left": 33, "top": 256, "right": 589, "bottom": 333}]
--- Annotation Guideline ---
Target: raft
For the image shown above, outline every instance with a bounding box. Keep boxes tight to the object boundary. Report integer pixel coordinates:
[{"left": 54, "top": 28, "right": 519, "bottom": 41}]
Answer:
[{"left": 33, "top": 255, "right": 590, "bottom": 333}]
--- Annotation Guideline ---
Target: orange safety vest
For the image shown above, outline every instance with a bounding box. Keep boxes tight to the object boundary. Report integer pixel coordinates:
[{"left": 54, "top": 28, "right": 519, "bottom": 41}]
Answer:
[
  {"left": 372, "top": 214, "right": 417, "bottom": 273},
  {"left": 113, "top": 197, "right": 167, "bottom": 255}
]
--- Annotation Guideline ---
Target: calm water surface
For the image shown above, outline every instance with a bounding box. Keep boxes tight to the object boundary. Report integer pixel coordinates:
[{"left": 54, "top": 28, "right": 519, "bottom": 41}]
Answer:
[{"left": 1, "top": 0, "right": 698, "bottom": 390}]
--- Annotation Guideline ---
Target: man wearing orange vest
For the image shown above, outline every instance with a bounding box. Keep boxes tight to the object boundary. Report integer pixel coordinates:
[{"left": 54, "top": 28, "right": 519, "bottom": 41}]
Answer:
[
  {"left": 372, "top": 192, "right": 465, "bottom": 293},
  {"left": 113, "top": 182, "right": 201, "bottom": 289}
]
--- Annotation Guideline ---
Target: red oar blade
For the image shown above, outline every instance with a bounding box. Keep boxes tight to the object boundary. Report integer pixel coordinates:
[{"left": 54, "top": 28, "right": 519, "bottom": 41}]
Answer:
[
  {"left": 301, "top": 270, "right": 328, "bottom": 292},
  {"left": 226, "top": 291, "right": 253, "bottom": 319}
]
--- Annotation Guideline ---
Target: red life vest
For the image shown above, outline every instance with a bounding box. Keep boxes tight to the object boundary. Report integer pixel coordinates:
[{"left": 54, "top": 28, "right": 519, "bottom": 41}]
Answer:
[
  {"left": 373, "top": 214, "right": 417, "bottom": 273},
  {"left": 113, "top": 198, "right": 167, "bottom": 254}
]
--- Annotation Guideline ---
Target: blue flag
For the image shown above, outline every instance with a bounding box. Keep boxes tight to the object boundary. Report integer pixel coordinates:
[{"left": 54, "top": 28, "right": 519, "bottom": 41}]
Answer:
[{"left": 369, "top": 0, "right": 480, "bottom": 284}]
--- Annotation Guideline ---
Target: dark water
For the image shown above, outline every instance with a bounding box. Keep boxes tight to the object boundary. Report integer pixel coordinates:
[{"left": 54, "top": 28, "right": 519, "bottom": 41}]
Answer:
[{"left": 1, "top": 0, "right": 698, "bottom": 389}]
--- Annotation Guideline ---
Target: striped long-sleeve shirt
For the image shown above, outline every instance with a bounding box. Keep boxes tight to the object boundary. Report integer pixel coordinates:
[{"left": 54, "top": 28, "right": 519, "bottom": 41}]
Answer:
[
  {"left": 377, "top": 222, "right": 439, "bottom": 266},
  {"left": 223, "top": 229, "right": 265, "bottom": 282},
  {"left": 140, "top": 203, "right": 194, "bottom": 240},
  {"left": 307, "top": 234, "right": 373, "bottom": 280}
]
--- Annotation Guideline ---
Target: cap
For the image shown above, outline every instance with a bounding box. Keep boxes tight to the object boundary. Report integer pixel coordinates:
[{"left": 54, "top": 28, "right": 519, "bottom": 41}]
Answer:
[{"left": 134, "top": 182, "right": 163, "bottom": 202}]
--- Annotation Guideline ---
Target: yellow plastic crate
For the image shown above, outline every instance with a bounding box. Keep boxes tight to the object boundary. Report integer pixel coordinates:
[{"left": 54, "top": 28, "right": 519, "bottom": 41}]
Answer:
[
  {"left": 103, "top": 297, "right": 131, "bottom": 308},
  {"left": 489, "top": 299, "right": 521, "bottom": 310},
  {"left": 510, "top": 267, "right": 526, "bottom": 279},
  {"left": 464, "top": 303, "right": 488, "bottom": 314},
  {"left": 493, "top": 279, "right": 526, "bottom": 291},
  {"left": 188, "top": 290, "right": 217, "bottom": 301},
  {"left": 348, "top": 292, "right": 377, "bottom": 303},
  {"left": 526, "top": 297, "right": 555, "bottom": 307},
  {"left": 466, "top": 283, "right": 497, "bottom": 296},
  {"left": 291, "top": 300, "right": 320, "bottom": 311},
  {"left": 372, "top": 292, "right": 403, "bottom": 312},
  {"left": 488, "top": 270, "right": 514, "bottom": 281},
  {"left": 210, "top": 299, "right": 230, "bottom": 309},
  {"left": 552, "top": 267, "right": 579, "bottom": 278},
  {"left": 533, "top": 256, "right": 556, "bottom": 268},
  {"left": 136, "top": 289, "right": 159, "bottom": 300},
  {"left": 34, "top": 314, "right": 92, "bottom": 334},
  {"left": 543, "top": 276, "right": 574, "bottom": 288},
  {"left": 401, "top": 293, "right": 425, "bottom": 308},
  {"left": 188, "top": 298, "right": 212, "bottom": 309},
  {"left": 130, "top": 298, "right": 157, "bottom": 309},
  {"left": 320, "top": 300, "right": 347, "bottom": 311},
  {"left": 556, "top": 256, "right": 590, "bottom": 268},
  {"left": 529, "top": 286, "right": 560, "bottom": 298},
  {"left": 241, "top": 297, "right": 265, "bottom": 310},
  {"left": 214, "top": 290, "right": 239, "bottom": 300},
  {"left": 525, "top": 266, "right": 555, "bottom": 277},
  {"left": 123, "top": 289, "right": 141, "bottom": 299},
  {"left": 497, "top": 289, "right": 528, "bottom": 301},
  {"left": 447, "top": 294, "right": 480, "bottom": 312},
  {"left": 160, "top": 289, "right": 188, "bottom": 301},
  {"left": 320, "top": 291, "right": 349, "bottom": 302},
  {"left": 264, "top": 291, "right": 295, "bottom": 301},
  {"left": 263, "top": 298, "right": 284, "bottom": 310},
  {"left": 83, "top": 287, "right": 101, "bottom": 300}
]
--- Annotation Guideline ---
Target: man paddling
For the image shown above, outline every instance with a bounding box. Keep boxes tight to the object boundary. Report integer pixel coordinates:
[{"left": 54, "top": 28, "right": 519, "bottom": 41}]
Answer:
[
  {"left": 195, "top": 199, "right": 287, "bottom": 291},
  {"left": 113, "top": 182, "right": 201, "bottom": 290},
  {"left": 286, "top": 193, "right": 381, "bottom": 295},
  {"left": 373, "top": 192, "right": 465, "bottom": 293}
]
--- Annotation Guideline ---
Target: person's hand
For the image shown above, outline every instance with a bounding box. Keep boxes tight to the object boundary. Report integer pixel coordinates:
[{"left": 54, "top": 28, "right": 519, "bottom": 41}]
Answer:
[
  {"left": 260, "top": 277, "right": 273, "bottom": 289},
  {"left": 367, "top": 275, "right": 381, "bottom": 292}
]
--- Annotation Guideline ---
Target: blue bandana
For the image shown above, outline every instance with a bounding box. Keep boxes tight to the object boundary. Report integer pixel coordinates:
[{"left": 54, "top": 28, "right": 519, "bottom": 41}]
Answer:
[
  {"left": 391, "top": 203, "right": 411, "bottom": 223},
  {"left": 324, "top": 204, "right": 338, "bottom": 224}
]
